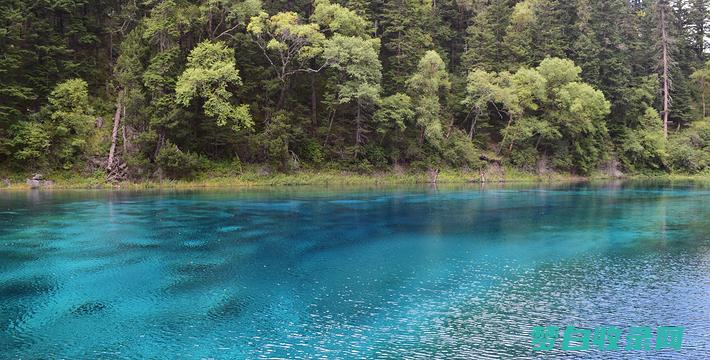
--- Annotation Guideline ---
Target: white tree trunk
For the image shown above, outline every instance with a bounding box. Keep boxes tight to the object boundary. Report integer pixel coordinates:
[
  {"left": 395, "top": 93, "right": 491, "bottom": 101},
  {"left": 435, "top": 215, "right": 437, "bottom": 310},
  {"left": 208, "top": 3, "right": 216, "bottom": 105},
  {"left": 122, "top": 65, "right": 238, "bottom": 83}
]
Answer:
[
  {"left": 107, "top": 102, "right": 122, "bottom": 170},
  {"left": 661, "top": 2, "right": 670, "bottom": 139}
]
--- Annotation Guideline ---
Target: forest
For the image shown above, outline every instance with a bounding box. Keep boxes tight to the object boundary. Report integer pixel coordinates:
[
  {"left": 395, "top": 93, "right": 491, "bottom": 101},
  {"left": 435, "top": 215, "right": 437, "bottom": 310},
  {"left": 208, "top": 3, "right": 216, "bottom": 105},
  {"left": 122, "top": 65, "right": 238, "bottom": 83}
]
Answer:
[{"left": 1, "top": 0, "right": 710, "bottom": 181}]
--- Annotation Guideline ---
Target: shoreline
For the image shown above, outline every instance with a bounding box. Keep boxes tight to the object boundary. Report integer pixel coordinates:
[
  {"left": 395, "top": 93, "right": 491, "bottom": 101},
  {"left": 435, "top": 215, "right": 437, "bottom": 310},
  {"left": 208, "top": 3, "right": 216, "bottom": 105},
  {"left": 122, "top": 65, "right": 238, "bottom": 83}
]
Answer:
[{"left": 1, "top": 168, "right": 709, "bottom": 191}]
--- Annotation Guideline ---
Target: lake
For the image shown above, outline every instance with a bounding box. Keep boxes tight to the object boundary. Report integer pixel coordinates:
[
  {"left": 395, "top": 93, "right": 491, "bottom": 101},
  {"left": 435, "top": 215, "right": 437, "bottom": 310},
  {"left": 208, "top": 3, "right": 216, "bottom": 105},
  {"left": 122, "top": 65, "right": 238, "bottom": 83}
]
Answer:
[{"left": 1, "top": 182, "right": 709, "bottom": 358}]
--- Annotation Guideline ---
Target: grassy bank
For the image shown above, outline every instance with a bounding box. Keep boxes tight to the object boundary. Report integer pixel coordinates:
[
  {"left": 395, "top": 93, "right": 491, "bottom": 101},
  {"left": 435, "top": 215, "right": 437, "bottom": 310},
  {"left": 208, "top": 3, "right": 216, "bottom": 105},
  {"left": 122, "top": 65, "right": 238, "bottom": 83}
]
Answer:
[
  {"left": 0, "top": 166, "right": 576, "bottom": 190},
  {"left": 1, "top": 165, "right": 708, "bottom": 191}
]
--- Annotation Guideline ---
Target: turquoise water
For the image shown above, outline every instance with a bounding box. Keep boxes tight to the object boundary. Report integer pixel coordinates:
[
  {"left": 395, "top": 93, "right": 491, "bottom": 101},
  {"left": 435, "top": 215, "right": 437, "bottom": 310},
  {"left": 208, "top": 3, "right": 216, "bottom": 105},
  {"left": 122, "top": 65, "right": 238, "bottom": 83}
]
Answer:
[{"left": 1, "top": 183, "right": 709, "bottom": 359}]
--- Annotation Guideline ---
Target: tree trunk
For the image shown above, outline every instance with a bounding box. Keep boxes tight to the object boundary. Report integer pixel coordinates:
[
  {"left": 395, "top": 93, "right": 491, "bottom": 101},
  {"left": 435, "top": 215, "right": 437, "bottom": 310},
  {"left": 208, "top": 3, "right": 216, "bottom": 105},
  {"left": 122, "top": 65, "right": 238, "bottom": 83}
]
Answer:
[
  {"left": 154, "top": 131, "right": 165, "bottom": 160},
  {"left": 323, "top": 108, "right": 337, "bottom": 148},
  {"left": 499, "top": 114, "right": 514, "bottom": 154},
  {"left": 107, "top": 101, "right": 122, "bottom": 170},
  {"left": 445, "top": 115, "right": 456, "bottom": 140},
  {"left": 701, "top": 76, "right": 706, "bottom": 118},
  {"left": 468, "top": 109, "right": 479, "bottom": 140},
  {"left": 264, "top": 77, "right": 289, "bottom": 124},
  {"left": 660, "top": 2, "right": 670, "bottom": 139},
  {"left": 311, "top": 73, "right": 318, "bottom": 130},
  {"left": 355, "top": 99, "right": 362, "bottom": 146},
  {"left": 122, "top": 121, "right": 128, "bottom": 153},
  {"left": 276, "top": 79, "right": 289, "bottom": 110}
]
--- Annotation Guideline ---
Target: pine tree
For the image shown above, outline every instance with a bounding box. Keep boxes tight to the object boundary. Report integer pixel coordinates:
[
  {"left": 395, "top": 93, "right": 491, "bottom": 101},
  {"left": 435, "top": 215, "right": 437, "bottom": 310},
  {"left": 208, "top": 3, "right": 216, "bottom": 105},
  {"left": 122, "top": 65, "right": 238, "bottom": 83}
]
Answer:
[
  {"left": 462, "top": 0, "right": 514, "bottom": 72},
  {"left": 380, "top": 0, "right": 436, "bottom": 93}
]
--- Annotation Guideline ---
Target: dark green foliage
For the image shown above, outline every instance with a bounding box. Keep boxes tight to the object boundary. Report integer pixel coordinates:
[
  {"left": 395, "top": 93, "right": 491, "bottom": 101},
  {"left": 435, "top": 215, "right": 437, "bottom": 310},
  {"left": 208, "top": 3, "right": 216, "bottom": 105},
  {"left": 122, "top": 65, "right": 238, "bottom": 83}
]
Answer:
[
  {"left": 462, "top": 0, "right": 514, "bottom": 72},
  {"left": 155, "top": 141, "right": 203, "bottom": 179}
]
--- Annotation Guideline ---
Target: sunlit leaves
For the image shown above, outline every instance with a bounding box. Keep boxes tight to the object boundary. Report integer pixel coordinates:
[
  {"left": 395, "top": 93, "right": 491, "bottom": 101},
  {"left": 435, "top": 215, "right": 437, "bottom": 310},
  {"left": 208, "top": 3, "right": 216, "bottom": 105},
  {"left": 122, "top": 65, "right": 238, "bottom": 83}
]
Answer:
[
  {"left": 407, "top": 50, "right": 450, "bottom": 147},
  {"left": 175, "top": 41, "right": 252, "bottom": 131}
]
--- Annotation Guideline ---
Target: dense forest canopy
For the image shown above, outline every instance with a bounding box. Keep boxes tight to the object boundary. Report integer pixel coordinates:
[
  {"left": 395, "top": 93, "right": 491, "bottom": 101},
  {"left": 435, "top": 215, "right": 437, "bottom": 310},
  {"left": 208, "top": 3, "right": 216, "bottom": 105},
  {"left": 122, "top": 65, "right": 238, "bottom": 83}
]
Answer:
[{"left": 1, "top": 0, "right": 710, "bottom": 179}]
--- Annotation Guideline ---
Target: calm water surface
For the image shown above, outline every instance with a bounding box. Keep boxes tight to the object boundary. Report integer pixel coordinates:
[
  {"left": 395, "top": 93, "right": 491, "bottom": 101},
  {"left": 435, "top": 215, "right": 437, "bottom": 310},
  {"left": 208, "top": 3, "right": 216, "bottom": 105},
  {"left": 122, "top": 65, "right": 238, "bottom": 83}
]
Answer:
[{"left": 1, "top": 182, "right": 709, "bottom": 359}]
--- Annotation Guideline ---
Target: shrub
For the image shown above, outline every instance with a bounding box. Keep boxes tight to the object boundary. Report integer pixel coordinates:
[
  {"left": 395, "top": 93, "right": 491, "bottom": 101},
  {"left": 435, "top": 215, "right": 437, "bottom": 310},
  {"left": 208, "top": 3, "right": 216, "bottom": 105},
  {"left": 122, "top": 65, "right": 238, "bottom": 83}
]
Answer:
[
  {"left": 155, "top": 142, "right": 203, "bottom": 179},
  {"left": 300, "top": 139, "right": 324, "bottom": 165},
  {"left": 667, "top": 137, "right": 708, "bottom": 173},
  {"left": 363, "top": 144, "right": 388, "bottom": 170},
  {"left": 508, "top": 146, "right": 538, "bottom": 172},
  {"left": 442, "top": 130, "right": 485, "bottom": 170},
  {"left": 666, "top": 120, "right": 710, "bottom": 174}
]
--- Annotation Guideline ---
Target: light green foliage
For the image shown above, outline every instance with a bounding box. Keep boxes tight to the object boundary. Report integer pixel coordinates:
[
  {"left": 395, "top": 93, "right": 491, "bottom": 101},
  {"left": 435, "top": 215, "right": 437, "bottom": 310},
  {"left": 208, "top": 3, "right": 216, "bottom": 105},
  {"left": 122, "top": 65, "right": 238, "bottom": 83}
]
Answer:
[
  {"left": 311, "top": 0, "right": 369, "bottom": 37},
  {"left": 49, "top": 79, "right": 92, "bottom": 115},
  {"left": 537, "top": 57, "right": 581, "bottom": 89},
  {"left": 623, "top": 76, "right": 658, "bottom": 128},
  {"left": 510, "top": 0, "right": 536, "bottom": 26},
  {"left": 144, "top": 0, "right": 199, "bottom": 50},
  {"left": 246, "top": 6, "right": 328, "bottom": 116},
  {"left": 322, "top": 35, "right": 381, "bottom": 105},
  {"left": 464, "top": 69, "right": 516, "bottom": 116},
  {"left": 502, "top": 116, "right": 559, "bottom": 147},
  {"left": 467, "top": 57, "right": 610, "bottom": 173},
  {"left": 621, "top": 108, "right": 666, "bottom": 170},
  {"left": 547, "top": 80, "right": 610, "bottom": 173},
  {"left": 465, "top": 70, "right": 501, "bottom": 109},
  {"left": 9, "top": 79, "right": 95, "bottom": 168},
  {"left": 554, "top": 82, "right": 609, "bottom": 134},
  {"left": 9, "top": 121, "right": 51, "bottom": 162},
  {"left": 200, "top": 0, "right": 262, "bottom": 38},
  {"left": 247, "top": 11, "right": 325, "bottom": 66},
  {"left": 407, "top": 50, "right": 450, "bottom": 147},
  {"left": 667, "top": 120, "right": 710, "bottom": 173},
  {"left": 322, "top": 34, "right": 382, "bottom": 146},
  {"left": 47, "top": 79, "right": 95, "bottom": 167},
  {"left": 510, "top": 68, "right": 547, "bottom": 112},
  {"left": 143, "top": 49, "right": 181, "bottom": 95},
  {"left": 374, "top": 93, "right": 414, "bottom": 134},
  {"left": 176, "top": 41, "right": 253, "bottom": 131},
  {"left": 142, "top": 48, "right": 182, "bottom": 129},
  {"left": 691, "top": 61, "right": 710, "bottom": 86}
]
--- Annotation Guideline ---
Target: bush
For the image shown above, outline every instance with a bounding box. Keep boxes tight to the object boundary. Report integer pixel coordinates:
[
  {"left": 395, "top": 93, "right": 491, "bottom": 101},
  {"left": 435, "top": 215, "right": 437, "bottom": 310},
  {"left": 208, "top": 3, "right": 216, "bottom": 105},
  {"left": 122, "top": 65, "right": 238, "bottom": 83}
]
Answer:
[
  {"left": 354, "top": 159, "right": 374, "bottom": 174},
  {"left": 442, "top": 130, "right": 485, "bottom": 170},
  {"left": 666, "top": 120, "right": 710, "bottom": 174},
  {"left": 300, "top": 139, "right": 324, "bottom": 165},
  {"left": 508, "top": 146, "right": 538, "bottom": 172},
  {"left": 124, "top": 153, "right": 154, "bottom": 179},
  {"left": 9, "top": 121, "right": 51, "bottom": 165},
  {"left": 667, "top": 137, "right": 708, "bottom": 173},
  {"left": 550, "top": 146, "right": 574, "bottom": 171},
  {"left": 363, "top": 144, "right": 388, "bottom": 170},
  {"left": 155, "top": 142, "right": 203, "bottom": 179},
  {"left": 619, "top": 108, "right": 666, "bottom": 171}
]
